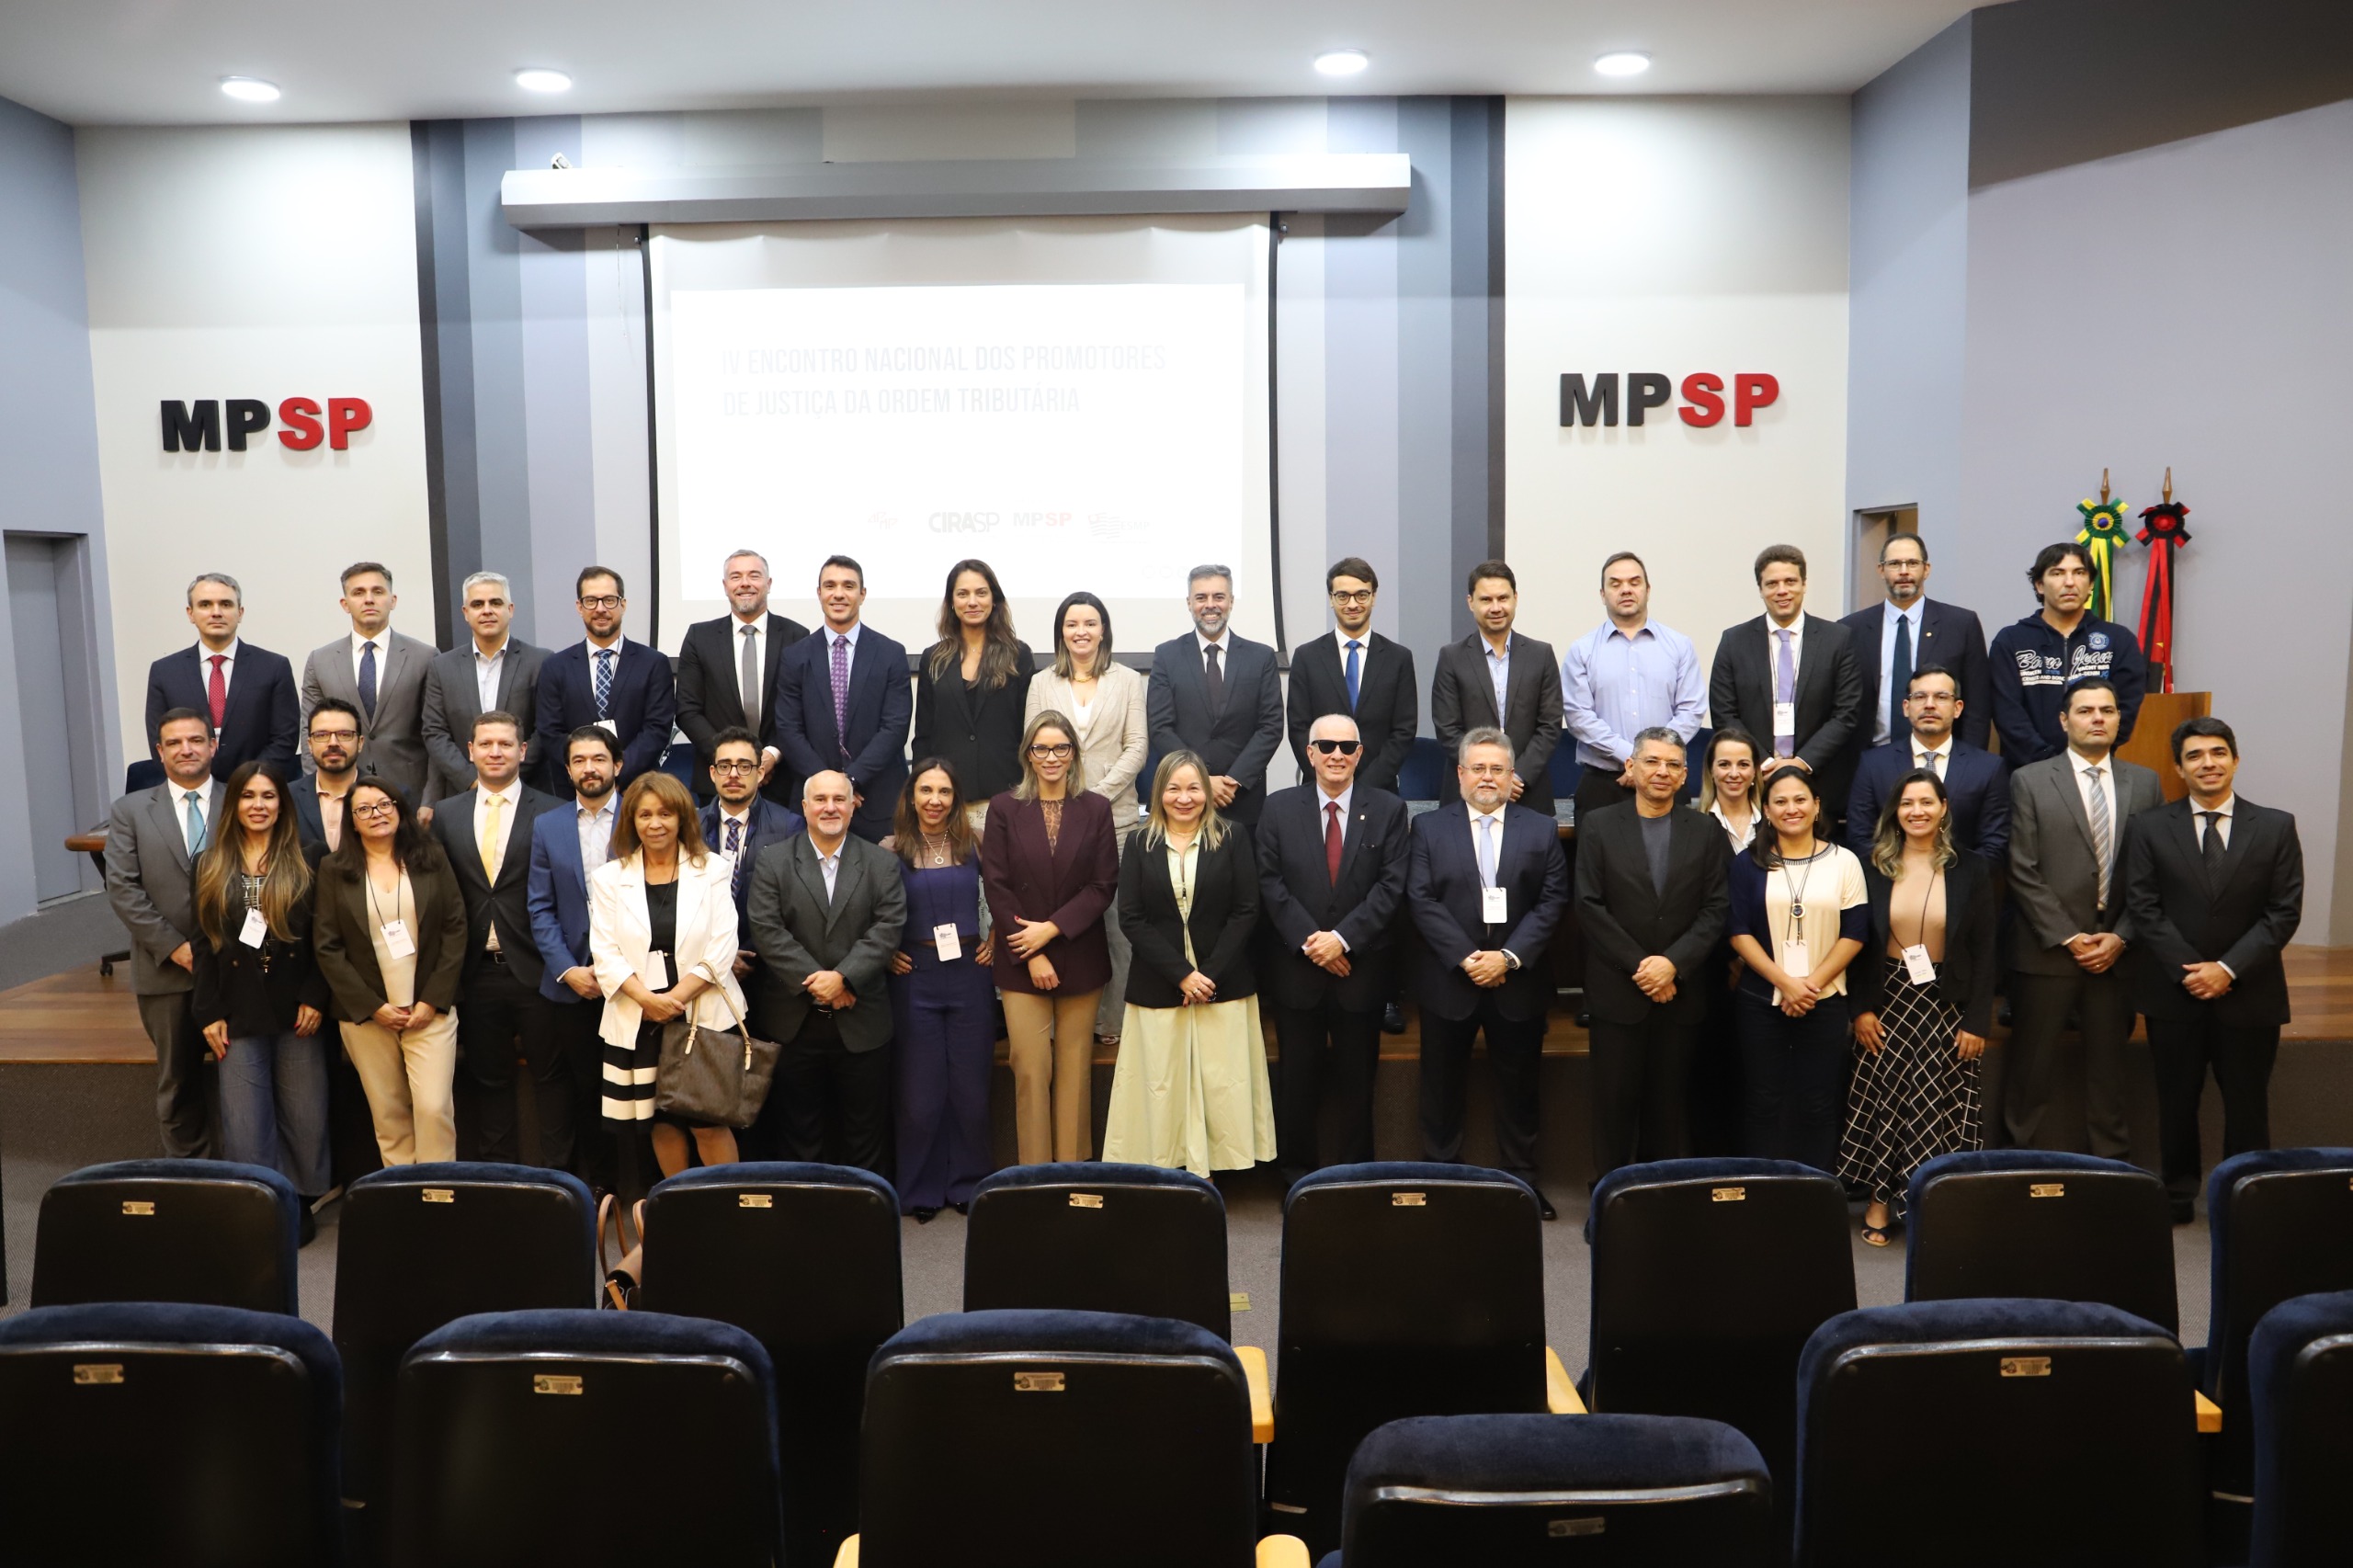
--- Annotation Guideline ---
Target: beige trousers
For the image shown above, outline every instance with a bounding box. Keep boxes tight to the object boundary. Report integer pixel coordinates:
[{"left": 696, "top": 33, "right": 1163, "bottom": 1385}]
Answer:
[
  {"left": 340, "top": 1008, "right": 460, "bottom": 1165},
  {"left": 1002, "top": 987, "right": 1104, "bottom": 1163}
]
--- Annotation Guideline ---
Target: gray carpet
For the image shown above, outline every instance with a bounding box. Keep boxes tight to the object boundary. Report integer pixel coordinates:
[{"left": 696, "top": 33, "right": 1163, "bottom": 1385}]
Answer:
[{"left": 0, "top": 892, "right": 133, "bottom": 991}]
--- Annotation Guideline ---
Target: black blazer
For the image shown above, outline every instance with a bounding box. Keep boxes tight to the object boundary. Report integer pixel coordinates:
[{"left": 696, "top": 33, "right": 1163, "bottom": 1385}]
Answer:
[
  {"left": 1145, "top": 633, "right": 1284, "bottom": 825},
  {"left": 773, "top": 625, "right": 915, "bottom": 841},
  {"left": 1572, "top": 801, "right": 1730, "bottom": 1025},
  {"left": 1118, "top": 828, "right": 1259, "bottom": 1009},
  {"left": 1254, "top": 784, "right": 1414, "bottom": 1012},
  {"left": 2122, "top": 798, "right": 2304, "bottom": 1028},
  {"left": 1848, "top": 851, "right": 1999, "bottom": 1038},
  {"left": 1706, "top": 613, "right": 1864, "bottom": 812},
  {"left": 1407, "top": 802, "right": 1571, "bottom": 1023},
  {"left": 426, "top": 784, "right": 566, "bottom": 994},
  {"left": 914, "top": 643, "right": 1037, "bottom": 803},
  {"left": 311, "top": 840, "right": 472, "bottom": 1021},
  {"left": 189, "top": 840, "right": 333, "bottom": 1038},
  {"left": 676, "top": 612, "right": 810, "bottom": 804},
  {"left": 146, "top": 642, "right": 301, "bottom": 779},
  {"left": 533, "top": 639, "right": 679, "bottom": 789},
  {"left": 1836, "top": 598, "right": 1993, "bottom": 754},
  {"left": 1844, "top": 741, "right": 2012, "bottom": 868},
  {"left": 1429, "top": 631, "right": 1564, "bottom": 812},
  {"left": 1284, "top": 631, "right": 1419, "bottom": 794}
]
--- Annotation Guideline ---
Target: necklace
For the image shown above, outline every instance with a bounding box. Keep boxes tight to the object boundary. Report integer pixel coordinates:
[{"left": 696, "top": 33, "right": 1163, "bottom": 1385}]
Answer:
[{"left": 920, "top": 832, "right": 952, "bottom": 868}]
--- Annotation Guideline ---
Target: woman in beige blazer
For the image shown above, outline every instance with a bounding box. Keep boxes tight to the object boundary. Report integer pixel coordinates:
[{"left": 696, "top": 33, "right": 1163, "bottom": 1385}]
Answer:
[
  {"left": 589, "top": 771, "right": 752, "bottom": 1177},
  {"left": 1026, "top": 590, "right": 1150, "bottom": 1044}
]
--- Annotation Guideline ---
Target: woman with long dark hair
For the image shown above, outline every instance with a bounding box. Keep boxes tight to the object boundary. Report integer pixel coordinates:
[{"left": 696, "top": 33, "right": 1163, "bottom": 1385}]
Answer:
[
  {"left": 913, "top": 558, "right": 1034, "bottom": 833},
  {"left": 889, "top": 759, "right": 996, "bottom": 1219}
]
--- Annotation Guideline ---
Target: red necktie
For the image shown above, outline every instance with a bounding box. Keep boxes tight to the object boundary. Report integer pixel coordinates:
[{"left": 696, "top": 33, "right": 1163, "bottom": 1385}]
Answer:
[
  {"left": 1324, "top": 801, "right": 1344, "bottom": 884},
  {"left": 207, "top": 653, "right": 228, "bottom": 729}
]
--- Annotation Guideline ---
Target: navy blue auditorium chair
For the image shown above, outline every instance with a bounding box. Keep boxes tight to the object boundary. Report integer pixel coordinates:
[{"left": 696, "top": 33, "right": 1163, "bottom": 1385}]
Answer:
[
  {"left": 1904, "top": 1149, "right": 2177, "bottom": 1331},
  {"left": 1795, "top": 1299, "right": 2204, "bottom": 1568},
  {"left": 1324, "top": 1412, "right": 1773, "bottom": 1567},
  {"left": 32, "top": 1157, "right": 301, "bottom": 1314},
  {"left": 1583, "top": 1156, "right": 1853, "bottom": 1543},
  {"left": 392, "top": 1308, "right": 779, "bottom": 1568},
  {"left": 963, "top": 1161, "right": 1233, "bottom": 1337},
  {"left": 332, "top": 1163, "right": 596, "bottom": 1556},
  {"left": 636, "top": 1162, "right": 902, "bottom": 1568},
  {"left": 848, "top": 1308, "right": 1308, "bottom": 1567},
  {"left": 2247, "top": 1289, "right": 2353, "bottom": 1568},
  {"left": 0, "top": 1301, "right": 342, "bottom": 1568},
  {"left": 1267, "top": 1163, "right": 1575, "bottom": 1557}
]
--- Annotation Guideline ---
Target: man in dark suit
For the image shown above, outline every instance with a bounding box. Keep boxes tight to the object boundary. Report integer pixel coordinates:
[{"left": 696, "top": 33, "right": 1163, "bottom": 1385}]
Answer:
[
  {"left": 1256, "top": 713, "right": 1414, "bottom": 1180},
  {"left": 532, "top": 565, "right": 678, "bottom": 790},
  {"left": 1708, "top": 543, "right": 1864, "bottom": 817},
  {"left": 744, "top": 769, "right": 907, "bottom": 1172},
  {"left": 1574, "top": 728, "right": 1730, "bottom": 1182},
  {"left": 527, "top": 725, "right": 624, "bottom": 1189},
  {"left": 773, "top": 554, "right": 912, "bottom": 844},
  {"left": 1843, "top": 665, "right": 2010, "bottom": 866},
  {"left": 699, "top": 728, "right": 805, "bottom": 944},
  {"left": 1836, "top": 531, "right": 1992, "bottom": 763},
  {"left": 1429, "top": 560, "right": 1565, "bottom": 813},
  {"left": 429, "top": 710, "right": 570, "bottom": 1168},
  {"left": 422, "top": 571, "right": 548, "bottom": 800},
  {"left": 144, "top": 572, "right": 299, "bottom": 778},
  {"left": 2123, "top": 717, "right": 2304, "bottom": 1221},
  {"left": 1284, "top": 557, "right": 1417, "bottom": 795},
  {"left": 1147, "top": 563, "right": 1284, "bottom": 826},
  {"left": 300, "top": 562, "right": 437, "bottom": 801},
  {"left": 2005, "top": 677, "right": 2164, "bottom": 1155},
  {"left": 290, "top": 698, "right": 366, "bottom": 852},
  {"left": 676, "top": 549, "right": 811, "bottom": 806},
  {"left": 103, "top": 708, "right": 225, "bottom": 1158},
  {"left": 1409, "top": 727, "right": 1573, "bottom": 1216}
]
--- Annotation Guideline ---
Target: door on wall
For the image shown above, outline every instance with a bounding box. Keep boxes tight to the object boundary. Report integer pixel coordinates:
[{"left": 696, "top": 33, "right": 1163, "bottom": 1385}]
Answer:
[
  {"left": 1850, "top": 506, "right": 1918, "bottom": 610},
  {"left": 6, "top": 534, "right": 108, "bottom": 903}
]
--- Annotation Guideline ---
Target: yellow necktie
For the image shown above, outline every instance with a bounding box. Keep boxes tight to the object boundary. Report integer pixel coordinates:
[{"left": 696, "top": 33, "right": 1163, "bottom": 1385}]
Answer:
[{"left": 480, "top": 793, "right": 503, "bottom": 880}]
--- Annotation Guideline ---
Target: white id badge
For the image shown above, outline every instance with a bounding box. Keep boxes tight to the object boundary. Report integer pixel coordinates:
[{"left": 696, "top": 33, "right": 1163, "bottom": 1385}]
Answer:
[
  {"left": 238, "top": 909, "right": 269, "bottom": 949},
  {"left": 1780, "top": 938, "right": 1812, "bottom": 1000},
  {"left": 933, "top": 924, "right": 962, "bottom": 961},
  {"left": 595, "top": 719, "right": 620, "bottom": 741},
  {"left": 1482, "top": 886, "right": 1509, "bottom": 924},
  {"left": 643, "top": 951, "right": 670, "bottom": 991},
  {"left": 380, "top": 919, "right": 416, "bottom": 959},
  {"left": 1772, "top": 701, "right": 1797, "bottom": 737},
  {"left": 1903, "top": 944, "right": 1938, "bottom": 984}
]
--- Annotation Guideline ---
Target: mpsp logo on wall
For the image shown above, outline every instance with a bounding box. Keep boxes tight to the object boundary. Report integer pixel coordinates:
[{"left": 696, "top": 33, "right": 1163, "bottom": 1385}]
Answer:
[
  {"left": 1558, "top": 372, "right": 1779, "bottom": 427},
  {"left": 160, "top": 397, "right": 375, "bottom": 452}
]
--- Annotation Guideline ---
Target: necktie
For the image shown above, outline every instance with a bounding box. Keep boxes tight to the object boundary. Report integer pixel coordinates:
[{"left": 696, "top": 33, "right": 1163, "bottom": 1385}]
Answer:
[
  {"left": 1773, "top": 628, "right": 1796, "bottom": 757},
  {"left": 2086, "top": 766, "right": 2112, "bottom": 906},
  {"left": 358, "top": 640, "right": 379, "bottom": 722},
  {"left": 206, "top": 654, "right": 228, "bottom": 730},
  {"left": 1888, "top": 613, "right": 1912, "bottom": 748},
  {"left": 740, "top": 625, "right": 761, "bottom": 732},
  {"left": 1324, "top": 801, "right": 1344, "bottom": 884},
  {"left": 1477, "top": 813, "right": 1497, "bottom": 889},
  {"left": 1344, "top": 640, "right": 1362, "bottom": 710},
  {"left": 2200, "top": 811, "right": 2228, "bottom": 884},
  {"left": 726, "top": 817, "right": 747, "bottom": 900},
  {"left": 1917, "top": 748, "right": 1943, "bottom": 780},
  {"left": 1203, "top": 642, "right": 1225, "bottom": 715},
  {"left": 829, "top": 634, "right": 852, "bottom": 761},
  {"left": 594, "top": 648, "right": 615, "bottom": 719},
  {"left": 479, "top": 792, "right": 502, "bottom": 880},
  {"left": 183, "top": 790, "right": 207, "bottom": 856}
]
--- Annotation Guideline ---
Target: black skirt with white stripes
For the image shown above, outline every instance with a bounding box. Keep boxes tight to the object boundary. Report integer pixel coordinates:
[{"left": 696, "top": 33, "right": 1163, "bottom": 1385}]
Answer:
[{"left": 1837, "top": 957, "right": 1982, "bottom": 1220}]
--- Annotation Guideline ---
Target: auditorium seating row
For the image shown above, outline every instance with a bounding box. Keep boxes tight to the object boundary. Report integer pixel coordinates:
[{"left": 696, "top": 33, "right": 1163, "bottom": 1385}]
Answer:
[{"left": 5, "top": 1149, "right": 2350, "bottom": 1566}]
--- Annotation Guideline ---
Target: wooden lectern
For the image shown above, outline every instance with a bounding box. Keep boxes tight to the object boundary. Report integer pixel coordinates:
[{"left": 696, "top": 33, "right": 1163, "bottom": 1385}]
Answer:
[{"left": 2116, "top": 690, "right": 2211, "bottom": 801}]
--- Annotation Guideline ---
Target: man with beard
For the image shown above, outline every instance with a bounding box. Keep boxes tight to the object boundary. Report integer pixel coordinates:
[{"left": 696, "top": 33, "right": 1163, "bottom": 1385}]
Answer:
[
  {"left": 291, "top": 698, "right": 366, "bottom": 851},
  {"left": 533, "top": 566, "right": 678, "bottom": 789},
  {"left": 676, "top": 549, "right": 810, "bottom": 806},
  {"left": 1146, "top": 563, "right": 1283, "bottom": 825}
]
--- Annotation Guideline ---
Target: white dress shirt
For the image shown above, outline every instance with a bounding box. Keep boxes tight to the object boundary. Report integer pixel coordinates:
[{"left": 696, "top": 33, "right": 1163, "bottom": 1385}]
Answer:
[
  {"left": 733, "top": 615, "right": 782, "bottom": 761},
  {"left": 193, "top": 637, "right": 241, "bottom": 701},
  {"left": 472, "top": 636, "right": 510, "bottom": 713},
  {"left": 2193, "top": 793, "right": 2236, "bottom": 851},
  {"left": 2067, "top": 749, "right": 2120, "bottom": 905},
  {"left": 814, "top": 837, "right": 845, "bottom": 901},
  {"left": 349, "top": 628, "right": 392, "bottom": 686},
  {"left": 474, "top": 780, "right": 523, "bottom": 949},
  {"left": 1463, "top": 801, "right": 1520, "bottom": 967},
  {"left": 173, "top": 779, "right": 216, "bottom": 850},
  {"left": 1874, "top": 600, "right": 1927, "bottom": 744},
  {"left": 1766, "top": 614, "right": 1806, "bottom": 676},
  {"left": 576, "top": 794, "right": 619, "bottom": 876},
  {"left": 1912, "top": 736, "right": 1953, "bottom": 778},
  {"left": 1313, "top": 781, "right": 1356, "bottom": 950}
]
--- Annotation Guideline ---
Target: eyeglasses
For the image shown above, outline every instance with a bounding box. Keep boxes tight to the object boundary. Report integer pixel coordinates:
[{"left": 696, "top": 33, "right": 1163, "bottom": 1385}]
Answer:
[
  {"left": 1633, "top": 757, "right": 1687, "bottom": 773},
  {"left": 349, "top": 801, "right": 398, "bottom": 819},
  {"left": 309, "top": 729, "right": 359, "bottom": 744},
  {"left": 711, "top": 760, "right": 760, "bottom": 776},
  {"left": 1308, "top": 738, "right": 1361, "bottom": 756},
  {"left": 1028, "top": 744, "right": 1075, "bottom": 759},
  {"left": 577, "top": 595, "right": 622, "bottom": 610},
  {"left": 1328, "top": 590, "right": 1373, "bottom": 606}
]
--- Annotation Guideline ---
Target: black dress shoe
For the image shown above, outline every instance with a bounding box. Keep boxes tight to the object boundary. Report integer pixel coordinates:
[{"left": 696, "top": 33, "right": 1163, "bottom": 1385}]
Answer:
[
  {"left": 951, "top": 1201, "right": 970, "bottom": 1217},
  {"left": 2171, "top": 1200, "right": 2196, "bottom": 1226},
  {"left": 299, "top": 1205, "right": 318, "bottom": 1247},
  {"left": 1381, "top": 1003, "right": 1406, "bottom": 1036},
  {"left": 1531, "top": 1187, "right": 1558, "bottom": 1222},
  {"left": 911, "top": 1206, "right": 940, "bottom": 1224}
]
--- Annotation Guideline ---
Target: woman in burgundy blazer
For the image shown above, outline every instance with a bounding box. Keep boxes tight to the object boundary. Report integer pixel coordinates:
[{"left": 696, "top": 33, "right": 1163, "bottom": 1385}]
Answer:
[{"left": 981, "top": 710, "right": 1120, "bottom": 1162}]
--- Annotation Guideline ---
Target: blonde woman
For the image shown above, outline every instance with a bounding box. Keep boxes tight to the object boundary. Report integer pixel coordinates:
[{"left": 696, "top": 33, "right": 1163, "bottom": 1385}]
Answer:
[
  {"left": 1696, "top": 725, "right": 1763, "bottom": 853},
  {"left": 1026, "top": 590, "right": 1149, "bottom": 1047},
  {"left": 1102, "top": 751, "right": 1277, "bottom": 1176}
]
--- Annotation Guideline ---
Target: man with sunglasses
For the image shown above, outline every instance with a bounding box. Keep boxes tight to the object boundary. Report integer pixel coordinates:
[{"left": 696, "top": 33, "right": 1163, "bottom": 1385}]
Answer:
[{"left": 1256, "top": 714, "right": 1414, "bottom": 1183}]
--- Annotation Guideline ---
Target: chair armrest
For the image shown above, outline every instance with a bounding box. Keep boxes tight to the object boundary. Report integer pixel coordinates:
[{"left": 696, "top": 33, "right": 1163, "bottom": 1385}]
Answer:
[
  {"left": 834, "top": 1535, "right": 858, "bottom": 1568},
  {"left": 2195, "top": 1390, "right": 2221, "bottom": 1435},
  {"left": 1256, "top": 1534, "right": 1311, "bottom": 1568},
  {"left": 1237, "top": 1344, "right": 1275, "bottom": 1442},
  {"left": 1546, "top": 1346, "right": 1586, "bottom": 1415}
]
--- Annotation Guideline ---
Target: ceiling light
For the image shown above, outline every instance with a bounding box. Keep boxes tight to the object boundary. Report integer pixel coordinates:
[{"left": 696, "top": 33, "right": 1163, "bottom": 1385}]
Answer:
[
  {"left": 1594, "top": 51, "right": 1652, "bottom": 77},
  {"left": 219, "top": 76, "right": 280, "bottom": 103},
  {"left": 514, "top": 68, "right": 574, "bottom": 94},
  {"left": 1313, "top": 50, "right": 1370, "bottom": 77}
]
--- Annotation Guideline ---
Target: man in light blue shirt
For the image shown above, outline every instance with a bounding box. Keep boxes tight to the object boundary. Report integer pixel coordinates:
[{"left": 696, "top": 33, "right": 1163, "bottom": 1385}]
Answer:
[{"left": 1560, "top": 551, "right": 1705, "bottom": 822}]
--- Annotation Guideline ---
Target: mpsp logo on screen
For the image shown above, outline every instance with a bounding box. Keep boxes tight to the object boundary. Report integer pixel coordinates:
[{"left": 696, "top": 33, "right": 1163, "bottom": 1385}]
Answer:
[
  {"left": 160, "top": 398, "right": 374, "bottom": 452},
  {"left": 1558, "top": 373, "right": 1779, "bottom": 428}
]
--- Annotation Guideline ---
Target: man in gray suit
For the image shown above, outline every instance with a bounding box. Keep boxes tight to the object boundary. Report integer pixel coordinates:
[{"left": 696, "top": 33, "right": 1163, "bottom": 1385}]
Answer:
[
  {"left": 301, "top": 561, "right": 437, "bottom": 801},
  {"left": 1430, "top": 560, "right": 1566, "bottom": 813},
  {"left": 104, "top": 707, "right": 227, "bottom": 1158},
  {"left": 743, "top": 769, "right": 906, "bottom": 1173},
  {"left": 422, "top": 571, "right": 549, "bottom": 800},
  {"left": 1146, "top": 563, "right": 1285, "bottom": 825},
  {"left": 2005, "top": 676, "right": 2164, "bottom": 1154}
]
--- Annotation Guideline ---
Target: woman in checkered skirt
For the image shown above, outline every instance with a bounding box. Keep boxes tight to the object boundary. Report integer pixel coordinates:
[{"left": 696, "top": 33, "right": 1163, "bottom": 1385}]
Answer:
[{"left": 1841, "top": 768, "right": 1997, "bottom": 1246}]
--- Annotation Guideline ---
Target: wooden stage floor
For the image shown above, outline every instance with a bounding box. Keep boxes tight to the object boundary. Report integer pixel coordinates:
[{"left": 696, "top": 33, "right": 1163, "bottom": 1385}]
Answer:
[{"left": 5, "top": 946, "right": 2349, "bottom": 1067}]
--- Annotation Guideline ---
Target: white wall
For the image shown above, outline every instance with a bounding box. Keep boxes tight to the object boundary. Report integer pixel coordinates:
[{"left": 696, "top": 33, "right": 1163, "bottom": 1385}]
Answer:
[
  {"left": 76, "top": 122, "right": 433, "bottom": 761},
  {"left": 1503, "top": 97, "right": 1851, "bottom": 689}
]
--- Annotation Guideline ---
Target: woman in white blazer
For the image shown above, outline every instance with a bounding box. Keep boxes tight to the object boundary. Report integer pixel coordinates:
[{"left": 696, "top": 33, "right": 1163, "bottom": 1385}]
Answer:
[
  {"left": 589, "top": 771, "right": 750, "bottom": 1177},
  {"left": 1026, "top": 590, "right": 1151, "bottom": 1045}
]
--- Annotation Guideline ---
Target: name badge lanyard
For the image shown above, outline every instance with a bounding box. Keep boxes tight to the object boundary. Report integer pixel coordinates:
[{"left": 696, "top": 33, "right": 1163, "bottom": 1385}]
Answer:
[
  {"left": 1779, "top": 848, "right": 1818, "bottom": 1000},
  {"left": 1902, "top": 866, "right": 1941, "bottom": 985},
  {"left": 914, "top": 853, "right": 970, "bottom": 961},
  {"left": 367, "top": 869, "right": 416, "bottom": 960}
]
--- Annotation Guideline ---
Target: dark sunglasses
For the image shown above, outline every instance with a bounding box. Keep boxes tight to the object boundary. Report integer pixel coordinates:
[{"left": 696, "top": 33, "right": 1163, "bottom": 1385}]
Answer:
[{"left": 1308, "top": 738, "right": 1362, "bottom": 756}]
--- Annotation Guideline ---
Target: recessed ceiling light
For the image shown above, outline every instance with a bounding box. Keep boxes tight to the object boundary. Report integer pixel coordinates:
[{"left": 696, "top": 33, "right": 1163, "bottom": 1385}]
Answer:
[
  {"left": 514, "top": 68, "right": 574, "bottom": 94},
  {"left": 1314, "top": 50, "right": 1370, "bottom": 77},
  {"left": 1594, "top": 51, "right": 1652, "bottom": 77},
  {"left": 219, "top": 76, "right": 280, "bottom": 103}
]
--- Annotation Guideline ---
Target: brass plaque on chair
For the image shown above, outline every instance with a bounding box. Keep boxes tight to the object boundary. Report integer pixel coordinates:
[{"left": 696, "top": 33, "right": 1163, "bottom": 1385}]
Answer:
[
  {"left": 2029, "top": 1183, "right": 2064, "bottom": 1199},
  {"left": 1069, "top": 1193, "right": 1104, "bottom": 1209},
  {"left": 1999, "top": 1357, "right": 2052, "bottom": 1378},
  {"left": 1013, "top": 1371, "right": 1066, "bottom": 1392},
  {"left": 1230, "top": 1292, "right": 1251, "bottom": 1312},
  {"left": 738, "top": 1193, "right": 773, "bottom": 1209},
  {"left": 1711, "top": 1187, "right": 1746, "bottom": 1202},
  {"left": 119, "top": 1200, "right": 155, "bottom": 1217},
  {"left": 1392, "top": 1193, "right": 1427, "bottom": 1207},
  {"left": 422, "top": 1189, "right": 455, "bottom": 1204},
  {"left": 533, "top": 1374, "right": 584, "bottom": 1395},
  {"left": 1550, "top": 1518, "right": 1605, "bottom": 1539},
  {"left": 73, "top": 1365, "right": 124, "bottom": 1386}
]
